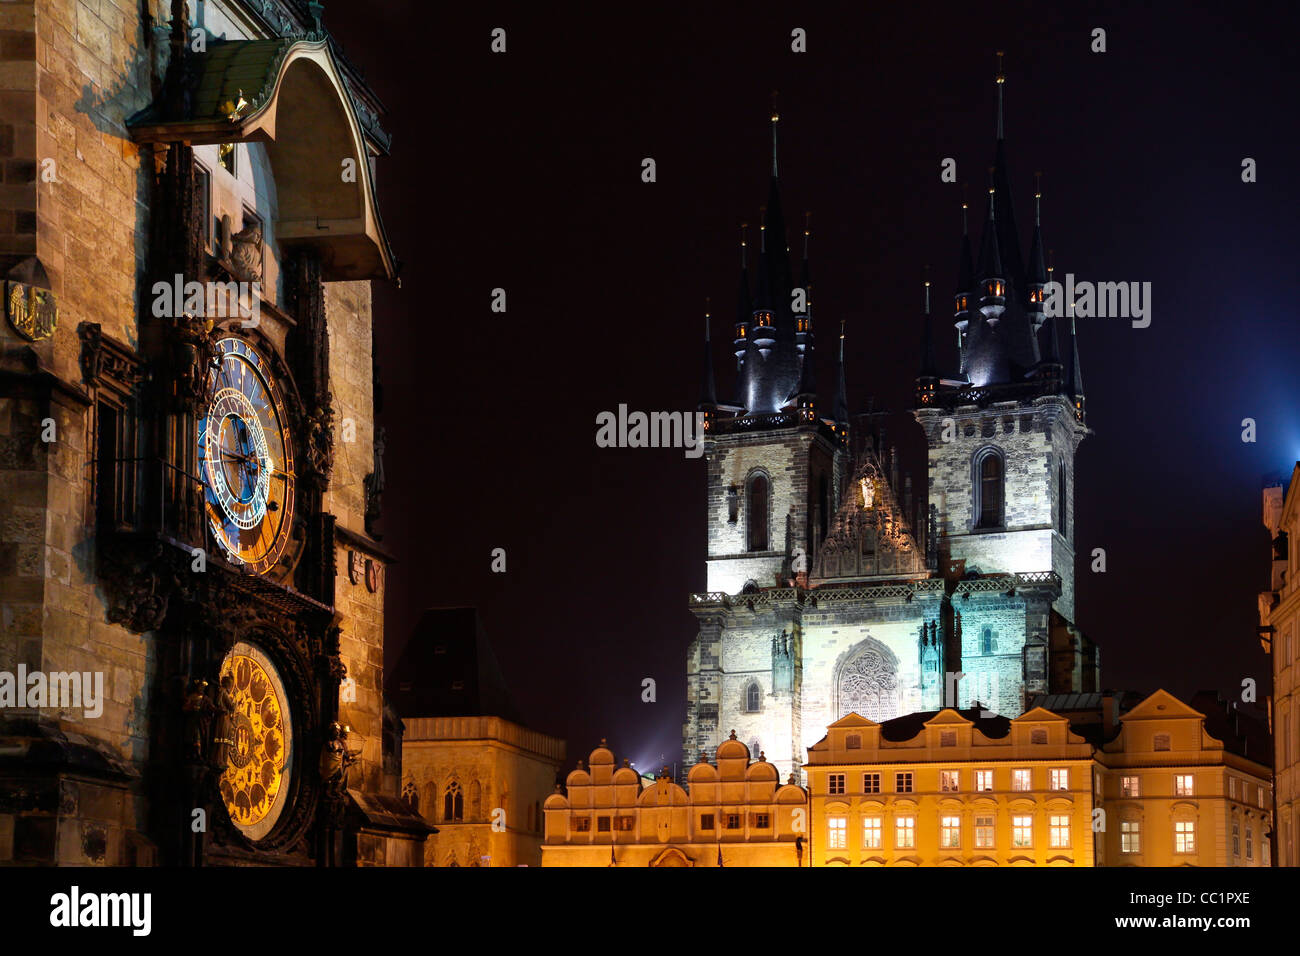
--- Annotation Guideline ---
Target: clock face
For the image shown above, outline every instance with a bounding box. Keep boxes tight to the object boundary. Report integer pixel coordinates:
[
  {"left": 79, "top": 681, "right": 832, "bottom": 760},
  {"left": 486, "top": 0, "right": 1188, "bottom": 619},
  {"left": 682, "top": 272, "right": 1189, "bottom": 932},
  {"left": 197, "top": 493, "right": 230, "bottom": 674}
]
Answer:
[
  {"left": 199, "top": 337, "right": 295, "bottom": 575},
  {"left": 218, "top": 642, "right": 293, "bottom": 841}
]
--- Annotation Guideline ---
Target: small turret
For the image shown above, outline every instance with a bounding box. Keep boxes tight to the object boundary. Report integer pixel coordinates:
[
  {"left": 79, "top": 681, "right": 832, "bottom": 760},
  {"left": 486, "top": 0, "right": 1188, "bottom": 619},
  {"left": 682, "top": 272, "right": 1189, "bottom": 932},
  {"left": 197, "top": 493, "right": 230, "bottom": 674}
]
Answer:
[
  {"left": 977, "top": 177, "right": 1006, "bottom": 323},
  {"left": 733, "top": 225, "right": 751, "bottom": 369}
]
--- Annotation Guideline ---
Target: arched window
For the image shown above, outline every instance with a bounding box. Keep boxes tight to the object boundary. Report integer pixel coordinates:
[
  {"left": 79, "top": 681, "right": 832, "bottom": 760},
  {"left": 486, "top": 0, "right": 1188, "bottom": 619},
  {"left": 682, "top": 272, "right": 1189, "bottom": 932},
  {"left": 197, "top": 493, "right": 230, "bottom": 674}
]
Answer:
[
  {"left": 1057, "top": 459, "right": 1068, "bottom": 534},
  {"left": 401, "top": 781, "right": 418, "bottom": 812},
  {"left": 818, "top": 474, "right": 831, "bottom": 545},
  {"left": 974, "top": 449, "right": 1004, "bottom": 529},
  {"left": 746, "top": 472, "right": 770, "bottom": 552},
  {"left": 443, "top": 781, "right": 464, "bottom": 822},
  {"left": 981, "top": 627, "right": 997, "bottom": 655},
  {"left": 745, "top": 681, "right": 761, "bottom": 713}
]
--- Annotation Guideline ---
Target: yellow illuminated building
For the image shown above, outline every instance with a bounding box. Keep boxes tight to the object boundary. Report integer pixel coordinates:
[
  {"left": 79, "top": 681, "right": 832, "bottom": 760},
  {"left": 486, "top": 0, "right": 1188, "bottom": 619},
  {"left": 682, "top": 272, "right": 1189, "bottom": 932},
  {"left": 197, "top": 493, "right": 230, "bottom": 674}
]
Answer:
[
  {"left": 1262, "top": 467, "right": 1299, "bottom": 866},
  {"left": 806, "top": 707, "right": 1097, "bottom": 866},
  {"left": 1095, "top": 690, "right": 1272, "bottom": 867},
  {"left": 543, "top": 734, "right": 807, "bottom": 867}
]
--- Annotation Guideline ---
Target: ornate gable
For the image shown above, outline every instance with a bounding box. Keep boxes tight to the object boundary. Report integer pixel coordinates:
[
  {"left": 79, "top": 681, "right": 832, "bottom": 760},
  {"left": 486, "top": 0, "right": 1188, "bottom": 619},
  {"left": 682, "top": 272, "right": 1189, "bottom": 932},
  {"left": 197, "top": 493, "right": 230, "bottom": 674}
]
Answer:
[{"left": 810, "top": 450, "right": 927, "bottom": 584}]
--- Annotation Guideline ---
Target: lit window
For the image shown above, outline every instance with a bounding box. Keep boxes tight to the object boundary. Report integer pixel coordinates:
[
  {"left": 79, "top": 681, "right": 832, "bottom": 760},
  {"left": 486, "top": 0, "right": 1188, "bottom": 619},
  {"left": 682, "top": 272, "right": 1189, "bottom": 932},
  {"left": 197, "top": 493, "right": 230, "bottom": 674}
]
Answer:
[
  {"left": 1258, "top": 788, "right": 1266, "bottom": 809},
  {"left": 828, "top": 773, "right": 846, "bottom": 796},
  {"left": 940, "top": 770, "right": 959, "bottom": 792},
  {"left": 863, "top": 772, "right": 880, "bottom": 794},
  {"left": 1174, "top": 774, "right": 1194, "bottom": 797},
  {"left": 940, "top": 816, "right": 961, "bottom": 848},
  {"left": 1121, "top": 775, "right": 1140, "bottom": 798},
  {"left": 863, "top": 817, "right": 882, "bottom": 849},
  {"left": 1153, "top": 734, "right": 1171, "bottom": 752},
  {"left": 1120, "top": 820, "right": 1140, "bottom": 853},
  {"left": 1050, "top": 768, "right": 1070, "bottom": 791},
  {"left": 975, "top": 815, "right": 995, "bottom": 848},
  {"left": 617, "top": 815, "right": 633, "bottom": 831},
  {"left": 896, "top": 772, "right": 913, "bottom": 794},
  {"left": 1263, "top": 837, "right": 1271, "bottom": 866},
  {"left": 975, "top": 770, "right": 993, "bottom": 792},
  {"left": 895, "top": 815, "right": 915, "bottom": 849},
  {"left": 1012, "top": 768, "right": 1032, "bottom": 792},
  {"left": 827, "top": 817, "right": 847, "bottom": 849},
  {"left": 1175, "top": 820, "right": 1196, "bottom": 854},
  {"left": 1012, "top": 815, "right": 1033, "bottom": 848},
  {"left": 1049, "top": 814, "right": 1071, "bottom": 848},
  {"left": 700, "top": 814, "right": 714, "bottom": 831}
]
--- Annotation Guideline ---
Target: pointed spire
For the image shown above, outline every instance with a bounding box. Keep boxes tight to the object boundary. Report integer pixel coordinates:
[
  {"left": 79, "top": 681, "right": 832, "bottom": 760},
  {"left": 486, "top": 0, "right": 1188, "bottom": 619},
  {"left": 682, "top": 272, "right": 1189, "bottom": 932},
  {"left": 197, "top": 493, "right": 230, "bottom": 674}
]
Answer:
[
  {"left": 920, "top": 273, "right": 938, "bottom": 379},
  {"left": 833, "top": 320, "right": 849, "bottom": 423},
  {"left": 995, "top": 50, "right": 1005, "bottom": 141},
  {"left": 976, "top": 174, "right": 1005, "bottom": 304},
  {"left": 1041, "top": 251, "right": 1062, "bottom": 364},
  {"left": 700, "top": 298, "right": 718, "bottom": 408},
  {"left": 955, "top": 194, "right": 974, "bottom": 315},
  {"left": 770, "top": 92, "right": 780, "bottom": 178}
]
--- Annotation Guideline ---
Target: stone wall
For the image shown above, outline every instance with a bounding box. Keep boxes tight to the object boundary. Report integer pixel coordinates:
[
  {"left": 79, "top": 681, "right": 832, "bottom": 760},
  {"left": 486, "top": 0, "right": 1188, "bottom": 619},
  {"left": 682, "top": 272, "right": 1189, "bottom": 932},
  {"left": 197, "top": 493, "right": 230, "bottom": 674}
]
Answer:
[{"left": 401, "top": 716, "right": 565, "bottom": 867}]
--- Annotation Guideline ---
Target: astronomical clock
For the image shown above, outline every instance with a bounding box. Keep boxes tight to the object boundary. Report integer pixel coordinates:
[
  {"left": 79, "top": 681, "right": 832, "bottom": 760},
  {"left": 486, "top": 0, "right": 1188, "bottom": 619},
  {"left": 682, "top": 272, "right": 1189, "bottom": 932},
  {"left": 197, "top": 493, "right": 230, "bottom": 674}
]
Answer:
[{"left": 199, "top": 337, "right": 297, "bottom": 576}]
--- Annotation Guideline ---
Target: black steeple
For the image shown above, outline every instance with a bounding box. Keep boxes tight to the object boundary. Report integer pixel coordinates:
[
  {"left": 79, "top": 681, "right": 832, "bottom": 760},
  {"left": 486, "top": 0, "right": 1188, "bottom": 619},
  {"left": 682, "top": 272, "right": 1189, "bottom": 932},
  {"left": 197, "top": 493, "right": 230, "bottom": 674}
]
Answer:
[
  {"left": 917, "top": 277, "right": 939, "bottom": 407},
  {"left": 794, "top": 212, "right": 815, "bottom": 403},
  {"left": 833, "top": 321, "right": 849, "bottom": 423},
  {"left": 991, "top": 53, "right": 1026, "bottom": 305},
  {"left": 1025, "top": 176, "right": 1049, "bottom": 362},
  {"left": 976, "top": 179, "right": 1005, "bottom": 317},
  {"left": 1066, "top": 310, "right": 1085, "bottom": 421},
  {"left": 700, "top": 300, "right": 718, "bottom": 410},
  {"left": 733, "top": 225, "right": 751, "bottom": 371},
  {"left": 738, "top": 102, "right": 803, "bottom": 414}
]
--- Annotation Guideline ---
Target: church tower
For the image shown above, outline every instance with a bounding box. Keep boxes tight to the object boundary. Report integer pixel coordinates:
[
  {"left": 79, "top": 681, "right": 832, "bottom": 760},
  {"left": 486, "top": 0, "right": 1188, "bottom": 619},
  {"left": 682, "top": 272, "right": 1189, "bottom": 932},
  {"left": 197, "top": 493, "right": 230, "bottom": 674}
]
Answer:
[
  {"left": 685, "top": 108, "right": 851, "bottom": 774},
  {"left": 913, "top": 57, "right": 1094, "bottom": 712}
]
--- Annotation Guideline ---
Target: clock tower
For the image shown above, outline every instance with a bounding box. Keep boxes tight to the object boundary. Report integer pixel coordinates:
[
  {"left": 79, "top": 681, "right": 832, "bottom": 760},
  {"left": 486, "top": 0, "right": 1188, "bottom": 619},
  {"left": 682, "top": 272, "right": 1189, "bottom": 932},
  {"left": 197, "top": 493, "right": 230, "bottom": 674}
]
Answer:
[{"left": 0, "top": 1, "right": 428, "bottom": 865}]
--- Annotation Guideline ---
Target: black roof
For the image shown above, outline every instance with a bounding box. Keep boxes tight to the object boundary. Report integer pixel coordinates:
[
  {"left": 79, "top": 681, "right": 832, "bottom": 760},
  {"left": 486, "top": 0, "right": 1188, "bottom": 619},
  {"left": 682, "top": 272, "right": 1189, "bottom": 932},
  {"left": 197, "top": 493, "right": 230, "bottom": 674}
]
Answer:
[
  {"left": 386, "top": 608, "right": 522, "bottom": 724},
  {"left": 877, "top": 706, "right": 1012, "bottom": 742}
]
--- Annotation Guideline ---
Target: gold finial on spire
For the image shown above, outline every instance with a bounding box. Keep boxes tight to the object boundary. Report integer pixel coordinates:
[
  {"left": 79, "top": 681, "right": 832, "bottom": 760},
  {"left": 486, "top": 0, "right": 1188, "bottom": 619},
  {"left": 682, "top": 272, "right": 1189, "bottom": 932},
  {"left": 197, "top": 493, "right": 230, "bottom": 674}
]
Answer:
[
  {"left": 995, "top": 51, "right": 1006, "bottom": 139},
  {"left": 1034, "top": 171, "right": 1043, "bottom": 226},
  {"left": 803, "top": 211, "right": 811, "bottom": 258},
  {"left": 996, "top": 50, "right": 1005, "bottom": 84},
  {"left": 770, "top": 90, "right": 780, "bottom": 176}
]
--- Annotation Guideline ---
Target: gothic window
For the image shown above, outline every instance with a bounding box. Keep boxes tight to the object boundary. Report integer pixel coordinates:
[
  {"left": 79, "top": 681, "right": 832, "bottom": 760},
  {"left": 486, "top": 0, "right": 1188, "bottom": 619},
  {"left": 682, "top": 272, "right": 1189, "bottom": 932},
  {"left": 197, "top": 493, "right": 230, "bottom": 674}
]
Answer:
[
  {"left": 746, "top": 472, "right": 770, "bottom": 551},
  {"left": 402, "top": 781, "right": 418, "bottom": 812},
  {"left": 745, "top": 681, "right": 761, "bottom": 712},
  {"left": 981, "top": 627, "right": 997, "bottom": 655},
  {"left": 443, "top": 782, "right": 464, "bottom": 822},
  {"left": 837, "top": 644, "right": 899, "bottom": 722},
  {"left": 973, "top": 447, "right": 1004, "bottom": 529},
  {"left": 470, "top": 780, "right": 482, "bottom": 820},
  {"left": 727, "top": 485, "right": 739, "bottom": 523},
  {"left": 1057, "top": 459, "right": 1068, "bottom": 534}
]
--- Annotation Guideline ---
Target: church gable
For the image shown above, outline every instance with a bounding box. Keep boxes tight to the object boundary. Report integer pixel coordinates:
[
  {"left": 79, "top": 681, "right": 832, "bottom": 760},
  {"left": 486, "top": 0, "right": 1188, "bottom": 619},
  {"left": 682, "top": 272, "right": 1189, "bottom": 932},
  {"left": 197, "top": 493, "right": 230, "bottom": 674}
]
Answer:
[{"left": 810, "top": 449, "right": 927, "bottom": 585}]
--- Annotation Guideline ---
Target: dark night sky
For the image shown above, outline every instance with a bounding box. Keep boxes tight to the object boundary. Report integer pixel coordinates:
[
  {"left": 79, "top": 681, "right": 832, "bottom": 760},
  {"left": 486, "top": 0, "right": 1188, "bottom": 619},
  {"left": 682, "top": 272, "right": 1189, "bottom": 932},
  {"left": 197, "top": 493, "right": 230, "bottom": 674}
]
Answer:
[{"left": 324, "top": 0, "right": 1300, "bottom": 772}]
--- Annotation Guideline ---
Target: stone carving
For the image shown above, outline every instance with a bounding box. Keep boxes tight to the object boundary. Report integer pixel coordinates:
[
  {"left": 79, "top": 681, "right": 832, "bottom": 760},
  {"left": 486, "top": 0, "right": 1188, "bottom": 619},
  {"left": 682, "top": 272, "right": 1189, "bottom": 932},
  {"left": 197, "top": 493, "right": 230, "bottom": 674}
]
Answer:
[
  {"left": 210, "top": 674, "right": 237, "bottom": 771},
  {"left": 230, "top": 221, "right": 263, "bottom": 284},
  {"left": 303, "top": 401, "right": 335, "bottom": 485},
  {"left": 182, "top": 679, "right": 212, "bottom": 761},
  {"left": 838, "top": 648, "right": 898, "bottom": 722}
]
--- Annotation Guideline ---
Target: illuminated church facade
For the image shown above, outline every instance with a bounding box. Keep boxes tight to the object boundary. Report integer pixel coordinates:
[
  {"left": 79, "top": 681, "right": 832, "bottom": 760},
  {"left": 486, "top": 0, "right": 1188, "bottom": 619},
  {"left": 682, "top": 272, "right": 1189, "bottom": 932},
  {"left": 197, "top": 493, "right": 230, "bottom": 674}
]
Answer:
[{"left": 684, "top": 73, "right": 1098, "bottom": 784}]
